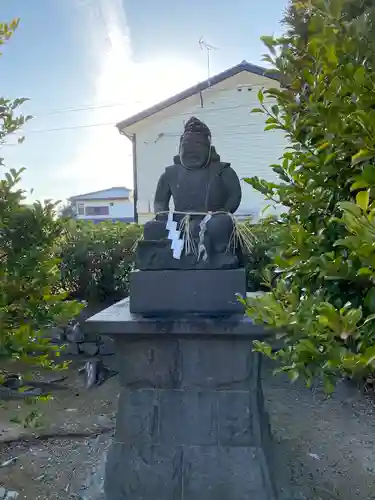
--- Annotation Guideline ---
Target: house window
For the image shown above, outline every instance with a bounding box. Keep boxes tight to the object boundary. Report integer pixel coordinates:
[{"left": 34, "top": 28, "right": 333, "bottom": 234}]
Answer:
[
  {"left": 77, "top": 203, "right": 84, "bottom": 215},
  {"left": 85, "top": 205, "right": 109, "bottom": 216}
]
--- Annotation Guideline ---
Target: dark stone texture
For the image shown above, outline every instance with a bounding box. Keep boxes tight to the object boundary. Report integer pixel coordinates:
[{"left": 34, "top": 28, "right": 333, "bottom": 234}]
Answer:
[
  {"left": 182, "top": 446, "right": 274, "bottom": 500},
  {"left": 98, "top": 336, "right": 115, "bottom": 356},
  {"left": 179, "top": 338, "right": 259, "bottom": 390},
  {"left": 105, "top": 443, "right": 182, "bottom": 500},
  {"left": 129, "top": 268, "right": 246, "bottom": 315},
  {"left": 217, "top": 392, "right": 254, "bottom": 446},
  {"left": 86, "top": 300, "right": 276, "bottom": 500},
  {"left": 136, "top": 239, "right": 239, "bottom": 271},
  {"left": 159, "top": 391, "right": 218, "bottom": 446},
  {"left": 85, "top": 297, "right": 273, "bottom": 337},
  {"left": 116, "top": 339, "right": 180, "bottom": 389},
  {"left": 116, "top": 389, "right": 159, "bottom": 444}
]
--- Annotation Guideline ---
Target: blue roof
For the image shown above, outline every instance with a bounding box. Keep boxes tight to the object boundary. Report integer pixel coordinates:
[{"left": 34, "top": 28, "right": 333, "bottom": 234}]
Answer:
[
  {"left": 69, "top": 187, "right": 132, "bottom": 201},
  {"left": 116, "top": 60, "right": 279, "bottom": 131}
]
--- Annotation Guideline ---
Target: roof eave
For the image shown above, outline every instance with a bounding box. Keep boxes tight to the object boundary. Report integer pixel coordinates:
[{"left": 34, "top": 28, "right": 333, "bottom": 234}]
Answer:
[{"left": 116, "top": 61, "right": 280, "bottom": 132}]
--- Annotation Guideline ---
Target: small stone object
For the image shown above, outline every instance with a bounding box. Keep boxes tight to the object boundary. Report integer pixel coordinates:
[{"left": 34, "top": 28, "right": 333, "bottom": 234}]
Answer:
[
  {"left": 5, "top": 491, "right": 19, "bottom": 499},
  {"left": 79, "top": 342, "right": 100, "bottom": 357},
  {"left": 79, "top": 360, "right": 118, "bottom": 389},
  {"left": 66, "top": 323, "right": 84, "bottom": 343},
  {"left": 0, "top": 457, "right": 17, "bottom": 468}
]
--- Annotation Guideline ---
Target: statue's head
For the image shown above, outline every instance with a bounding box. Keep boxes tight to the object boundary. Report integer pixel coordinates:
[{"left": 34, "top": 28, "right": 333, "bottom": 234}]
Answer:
[{"left": 179, "top": 117, "right": 212, "bottom": 169}]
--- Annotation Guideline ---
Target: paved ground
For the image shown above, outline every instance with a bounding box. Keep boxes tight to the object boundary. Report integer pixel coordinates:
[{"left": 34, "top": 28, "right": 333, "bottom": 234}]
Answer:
[{"left": 0, "top": 357, "right": 374, "bottom": 499}]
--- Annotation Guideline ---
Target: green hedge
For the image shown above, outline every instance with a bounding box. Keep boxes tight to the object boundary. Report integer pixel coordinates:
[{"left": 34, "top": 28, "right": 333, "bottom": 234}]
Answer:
[
  {"left": 58, "top": 218, "right": 276, "bottom": 305},
  {"left": 243, "top": 217, "right": 281, "bottom": 292},
  {"left": 59, "top": 220, "right": 142, "bottom": 304}
]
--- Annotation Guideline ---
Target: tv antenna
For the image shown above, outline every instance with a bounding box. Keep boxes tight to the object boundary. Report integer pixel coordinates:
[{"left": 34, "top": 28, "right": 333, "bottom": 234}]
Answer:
[{"left": 199, "top": 37, "right": 217, "bottom": 82}]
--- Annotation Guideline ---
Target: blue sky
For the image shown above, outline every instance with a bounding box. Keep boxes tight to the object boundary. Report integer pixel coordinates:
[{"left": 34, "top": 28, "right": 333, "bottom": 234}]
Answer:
[{"left": 1, "top": 0, "right": 288, "bottom": 201}]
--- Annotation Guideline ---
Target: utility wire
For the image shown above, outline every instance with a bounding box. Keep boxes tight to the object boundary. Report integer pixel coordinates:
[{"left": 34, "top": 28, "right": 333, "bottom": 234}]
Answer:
[
  {"left": 29, "top": 86, "right": 263, "bottom": 117},
  {"left": 26, "top": 101, "right": 274, "bottom": 134}
]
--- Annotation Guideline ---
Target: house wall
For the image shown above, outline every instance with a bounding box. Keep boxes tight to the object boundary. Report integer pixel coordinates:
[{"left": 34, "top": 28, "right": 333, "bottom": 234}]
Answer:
[
  {"left": 74, "top": 198, "right": 134, "bottom": 222},
  {"left": 128, "top": 71, "right": 287, "bottom": 224}
]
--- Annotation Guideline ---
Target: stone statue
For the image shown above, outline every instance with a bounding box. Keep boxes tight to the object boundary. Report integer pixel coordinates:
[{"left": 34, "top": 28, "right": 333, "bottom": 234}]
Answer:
[{"left": 136, "top": 117, "right": 244, "bottom": 270}]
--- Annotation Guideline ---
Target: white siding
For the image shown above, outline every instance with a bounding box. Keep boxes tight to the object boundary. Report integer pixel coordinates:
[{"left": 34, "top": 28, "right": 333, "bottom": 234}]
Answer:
[
  {"left": 132, "top": 71, "right": 287, "bottom": 224},
  {"left": 74, "top": 198, "right": 134, "bottom": 221}
]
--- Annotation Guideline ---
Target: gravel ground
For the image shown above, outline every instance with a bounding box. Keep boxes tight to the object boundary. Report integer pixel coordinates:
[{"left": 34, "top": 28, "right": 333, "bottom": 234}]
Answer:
[
  {"left": 0, "top": 358, "right": 374, "bottom": 499},
  {"left": 263, "top": 359, "right": 375, "bottom": 499}
]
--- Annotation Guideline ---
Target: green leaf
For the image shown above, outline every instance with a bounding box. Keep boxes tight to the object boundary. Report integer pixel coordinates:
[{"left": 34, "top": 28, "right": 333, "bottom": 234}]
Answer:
[
  {"left": 362, "top": 345, "right": 375, "bottom": 366},
  {"left": 323, "top": 375, "right": 335, "bottom": 395},
  {"left": 251, "top": 107, "right": 264, "bottom": 114},
  {"left": 260, "top": 35, "right": 276, "bottom": 55},
  {"left": 326, "top": 44, "right": 338, "bottom": 65},
  {"left": 365, "top": 288, "right": 375, "bottom": 313},
  {"left": 317, "top": 141, "right": 330, "bottom": 151},
  {"left": 338, "top": 202, "right": 362, "bottom": 217},
  {"left": 265, "top": 124, "right": 281, "bottom": 131},
  {"left": 357, "top": 267, "right": 373, "bottom": 276},
  {"left": 350, "top": 180, "right": 369, "bottom": 191},
  {"left": 257, "top": 88, "right": 264, "bottom": 104},
  {"left": 356, "top": 190, "right": 370, "bottom": 211},
  {"left": 354, "top": 66, "right": 366, "bottom": 85},
  {"left": 352, "top": 149, "right": 374, "bottom": 166},
  {"left": 362, "top": 164, "right": 375, "bottom": 184},
  {"left": 363, "top": 313, "right": 375, "bottom": 325}
]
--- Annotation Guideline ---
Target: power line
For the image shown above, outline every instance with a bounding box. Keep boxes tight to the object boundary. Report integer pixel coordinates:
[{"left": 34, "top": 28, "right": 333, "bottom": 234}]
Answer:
[
  {"left": 28, "top": 121, "right": 115, "bottom": 134},
  {"left": 28, "top": 86, "right": 264, "bottom": 117},
  {"left": 26, "top": 101, "right": 274, "bottom": 134},
  {"left": 42, "top": 101, "right": 136, "bottom": 116}
]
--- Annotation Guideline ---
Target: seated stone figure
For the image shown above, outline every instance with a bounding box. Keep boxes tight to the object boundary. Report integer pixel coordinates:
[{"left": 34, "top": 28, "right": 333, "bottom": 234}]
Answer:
[{"left": 136, "top": 117, "right": 244, "bottom": 270}]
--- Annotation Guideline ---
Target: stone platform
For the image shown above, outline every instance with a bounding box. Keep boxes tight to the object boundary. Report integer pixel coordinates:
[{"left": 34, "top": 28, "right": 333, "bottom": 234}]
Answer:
[
  {"left": 85, "top": 298, "right": 276, "bottom": 500},
  {"left": 129, "top": 268, "right": 246, "bottom": 315}
]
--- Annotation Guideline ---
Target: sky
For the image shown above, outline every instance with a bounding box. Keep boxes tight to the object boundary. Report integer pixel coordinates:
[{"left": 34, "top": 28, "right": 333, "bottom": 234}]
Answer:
[{"left": 0, "top": 0, "right": 288, "bottom": 202}]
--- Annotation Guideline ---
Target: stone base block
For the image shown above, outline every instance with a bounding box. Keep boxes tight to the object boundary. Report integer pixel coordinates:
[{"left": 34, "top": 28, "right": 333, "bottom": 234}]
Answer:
[
  {"left": 105, "top": 444, "right": 274, "bottom": 500},
  {"left": 129, "top": 268, "right": 246, "bottom": 315}
]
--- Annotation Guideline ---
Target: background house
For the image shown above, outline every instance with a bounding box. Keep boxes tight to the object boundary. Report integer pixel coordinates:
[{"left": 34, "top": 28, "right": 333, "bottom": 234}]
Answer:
[
  {"left": 69, "top": 187, "right": 134, "bottom": 223},
  {"left": 116, "top": 60, "right": 287, "bottom": 224}
]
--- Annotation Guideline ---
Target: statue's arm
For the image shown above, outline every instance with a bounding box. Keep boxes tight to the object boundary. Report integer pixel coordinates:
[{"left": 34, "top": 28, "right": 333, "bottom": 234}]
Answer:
[
  {"left": 222, "top": 167, "right": 242, "bottom": 213},
  {"left": 154, "top": 170, "right": 171, "bottom": 213}
]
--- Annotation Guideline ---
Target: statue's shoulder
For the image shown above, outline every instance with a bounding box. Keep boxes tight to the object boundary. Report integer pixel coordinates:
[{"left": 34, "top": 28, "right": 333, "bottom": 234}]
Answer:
[
  {"left": 164, "top": 160, "right": 182, "bottom": 175},
  {"left": 213, "top": 161, "right": 232, "bottom": 175}
]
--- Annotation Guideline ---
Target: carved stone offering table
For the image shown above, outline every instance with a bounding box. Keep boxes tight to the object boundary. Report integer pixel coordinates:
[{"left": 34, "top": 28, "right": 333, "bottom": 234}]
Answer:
[{"left": 85, "top": 297, "right": 277, "bottom": 500}]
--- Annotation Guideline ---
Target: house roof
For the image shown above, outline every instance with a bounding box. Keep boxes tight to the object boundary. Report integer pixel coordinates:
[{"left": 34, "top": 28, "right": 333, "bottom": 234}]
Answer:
[
  {"left": 116, "top": 60, "right": 279, "bottom": 132},
  {"left": 69, "top": 186, "right": 132, "bottom": 201}
]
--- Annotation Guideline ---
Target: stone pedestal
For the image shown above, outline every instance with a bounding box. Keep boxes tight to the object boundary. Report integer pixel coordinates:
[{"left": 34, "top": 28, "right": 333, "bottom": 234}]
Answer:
[
  {"left": 129, "top": 268, "right": 247, "bottom": 315},
  {"left": 86, "top": 298, "right": 276, "bottom": 500}
]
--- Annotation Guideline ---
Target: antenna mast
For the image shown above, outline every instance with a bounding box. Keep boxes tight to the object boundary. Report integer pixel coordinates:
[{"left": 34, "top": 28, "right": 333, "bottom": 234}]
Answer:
[{"left": 199, "top": 37, "right": 217, "bottom": 82}]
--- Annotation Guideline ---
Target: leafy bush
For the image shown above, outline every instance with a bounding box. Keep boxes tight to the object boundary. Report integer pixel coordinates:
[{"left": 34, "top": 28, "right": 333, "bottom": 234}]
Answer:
[
  {"left": 243, "top": 216, "right": 281, "bottom": 291},
  {"left": 0, "top": 19, "right": 82, "bottom": 368},
  {"left": 243, "top": 0, "right": 375, "bottom": 389},
  {"left": 60, "top": 220, "right": 142, "bottom": 304}
]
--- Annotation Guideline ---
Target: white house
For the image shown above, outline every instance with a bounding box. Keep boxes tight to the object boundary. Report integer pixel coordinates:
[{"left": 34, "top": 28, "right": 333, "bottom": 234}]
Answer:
[
  {"left": 69, "top": 187, "right": 134, "bottom": 223},
  {"left": 116, "top": 60, "right": 287, "bottom": 224}
]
